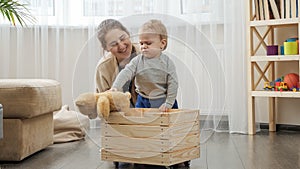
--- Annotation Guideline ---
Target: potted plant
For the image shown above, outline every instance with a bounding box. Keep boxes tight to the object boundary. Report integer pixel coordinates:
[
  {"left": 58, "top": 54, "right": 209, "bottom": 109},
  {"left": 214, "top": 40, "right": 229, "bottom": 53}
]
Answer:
[{"left": 0, "top": 0, "right": 35, "bottom": 26}]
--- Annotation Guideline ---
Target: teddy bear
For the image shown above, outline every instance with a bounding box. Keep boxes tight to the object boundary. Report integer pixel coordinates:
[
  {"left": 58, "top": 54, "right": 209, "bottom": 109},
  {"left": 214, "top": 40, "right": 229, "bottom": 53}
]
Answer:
[{"left": 74, "top": 91, "right": 131, "bottom": 119}]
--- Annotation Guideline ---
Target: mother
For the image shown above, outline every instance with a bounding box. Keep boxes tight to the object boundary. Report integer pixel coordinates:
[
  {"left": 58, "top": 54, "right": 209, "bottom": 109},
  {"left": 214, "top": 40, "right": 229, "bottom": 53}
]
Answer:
[{"left": 95, "top": 19, "right": 138, "bottom": 105}]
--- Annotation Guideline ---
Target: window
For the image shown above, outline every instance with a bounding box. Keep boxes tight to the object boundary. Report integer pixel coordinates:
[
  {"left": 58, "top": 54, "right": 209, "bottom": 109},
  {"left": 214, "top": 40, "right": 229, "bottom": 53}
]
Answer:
[
  {"left": 16, "top": 0, "right": 220, "bottom": 26},
  {"left": 83, "top": 0, "right": 154, "bottom": 16},
  {"left": 21, "top": 0, "right": 55, "bottom": 16},
  {"left": 180, "top": 0, "right": 211, "bottom": 14}
]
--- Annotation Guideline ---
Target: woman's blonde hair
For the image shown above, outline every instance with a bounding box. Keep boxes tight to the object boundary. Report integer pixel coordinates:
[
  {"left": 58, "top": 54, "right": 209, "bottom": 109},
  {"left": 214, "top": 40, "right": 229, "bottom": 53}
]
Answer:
[{"left": 139, "top": 19, "right": 168, "bottom": 50}]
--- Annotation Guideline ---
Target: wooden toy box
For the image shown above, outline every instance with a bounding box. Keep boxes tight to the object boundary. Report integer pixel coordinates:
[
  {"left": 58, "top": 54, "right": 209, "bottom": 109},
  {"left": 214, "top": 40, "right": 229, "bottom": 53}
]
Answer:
[{"left": 100, "top": 108, "right": 200, "bottom": 167}]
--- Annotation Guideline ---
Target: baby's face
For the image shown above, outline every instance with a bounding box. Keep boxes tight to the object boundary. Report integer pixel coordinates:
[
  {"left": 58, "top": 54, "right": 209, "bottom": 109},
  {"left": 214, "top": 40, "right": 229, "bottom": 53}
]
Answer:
[{"left": 139, "top": 33, "right": 166, "bottom": 58}]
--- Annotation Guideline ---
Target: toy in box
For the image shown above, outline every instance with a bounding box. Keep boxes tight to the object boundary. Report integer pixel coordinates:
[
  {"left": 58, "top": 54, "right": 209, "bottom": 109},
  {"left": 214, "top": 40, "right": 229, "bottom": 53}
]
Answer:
[{"left": 100, "top": 108, "right": 200, "bottom": 169}]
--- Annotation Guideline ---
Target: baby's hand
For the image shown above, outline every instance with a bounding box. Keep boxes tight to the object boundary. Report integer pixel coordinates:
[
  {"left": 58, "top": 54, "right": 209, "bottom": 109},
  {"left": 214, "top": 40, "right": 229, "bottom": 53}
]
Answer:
[{"left": 159, "top": 103, "right": 169, "bottom": 112}]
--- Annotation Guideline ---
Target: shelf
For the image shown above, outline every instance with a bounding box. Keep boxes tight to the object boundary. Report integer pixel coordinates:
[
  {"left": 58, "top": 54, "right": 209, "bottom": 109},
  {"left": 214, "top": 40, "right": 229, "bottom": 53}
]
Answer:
[
  {"left": 248, "top": 0, "right": 300, "bottom": 134},
  {"left": 250, "top": 55, "right": 300, "bottom": 61},
  {"left": 250, "top": 18, "right": 299, "bottom": 27},
  {"left": 251, "top": 91, "right": 300, "bottom": 98}
]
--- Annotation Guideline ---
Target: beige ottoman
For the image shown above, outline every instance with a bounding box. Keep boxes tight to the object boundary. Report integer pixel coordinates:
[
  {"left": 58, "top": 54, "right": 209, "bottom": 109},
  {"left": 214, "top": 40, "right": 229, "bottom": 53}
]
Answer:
[{"left": 0, "top": 79, "right": 62, "bottom": 161}]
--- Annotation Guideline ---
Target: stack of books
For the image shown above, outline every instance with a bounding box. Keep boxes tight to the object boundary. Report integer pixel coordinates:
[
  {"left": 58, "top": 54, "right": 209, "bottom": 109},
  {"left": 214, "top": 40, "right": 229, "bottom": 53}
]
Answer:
[{"left": 254, "top": 0, "right": 299, "bottom": 20}]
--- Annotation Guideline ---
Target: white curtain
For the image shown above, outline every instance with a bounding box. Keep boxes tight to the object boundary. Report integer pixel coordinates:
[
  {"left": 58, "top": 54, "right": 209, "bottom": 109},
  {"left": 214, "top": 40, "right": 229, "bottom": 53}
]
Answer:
[{"left": 0, "top": 0, "right": 248, "bottom": 142}]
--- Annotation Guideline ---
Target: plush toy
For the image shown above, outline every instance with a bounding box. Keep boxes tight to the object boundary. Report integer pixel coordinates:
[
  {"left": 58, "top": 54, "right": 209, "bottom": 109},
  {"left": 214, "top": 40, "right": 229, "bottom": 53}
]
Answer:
[{"left": 75, "top": 91, "right": 131, "bottom": 119}]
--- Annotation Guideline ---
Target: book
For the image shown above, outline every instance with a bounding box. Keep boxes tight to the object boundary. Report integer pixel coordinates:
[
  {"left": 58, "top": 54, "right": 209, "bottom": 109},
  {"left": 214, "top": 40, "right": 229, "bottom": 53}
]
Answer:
[
  {"left": 269, "top": 0, "right": 281, "bottom": 19},
  {"left": 297, "top": 0, "right": 299, "bottom": 17},
  {"left": 291, "top": 0, "right": 296, "bottom": 18},
  {"left": 280, "top": 0, "right": 285, "bottom": 18},
  {"left": 259, "top": 0, "right": 265, "bottom": 20},
  {"left": 286, "top": 0, "right": 291, "bottom": 18},
  {"left": 264, "top": 0, "right": 270, "bottom": 19},
  {"left": 255, "top": 0, "right": 260, "bottom": 20}
]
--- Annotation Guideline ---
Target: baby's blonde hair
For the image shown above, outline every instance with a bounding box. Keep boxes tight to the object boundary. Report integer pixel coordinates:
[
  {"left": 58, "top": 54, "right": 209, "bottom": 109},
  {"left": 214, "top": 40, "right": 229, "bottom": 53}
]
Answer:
[{"left": 139, "top": 19, "right": 168, "bottom": 50}]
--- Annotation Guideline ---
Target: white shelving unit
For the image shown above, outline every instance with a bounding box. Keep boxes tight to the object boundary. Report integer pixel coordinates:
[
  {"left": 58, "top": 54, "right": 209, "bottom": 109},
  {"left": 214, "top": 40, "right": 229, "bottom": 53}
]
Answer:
[{"left": 247, "top": 0, "right": 300, "bottom": 134}]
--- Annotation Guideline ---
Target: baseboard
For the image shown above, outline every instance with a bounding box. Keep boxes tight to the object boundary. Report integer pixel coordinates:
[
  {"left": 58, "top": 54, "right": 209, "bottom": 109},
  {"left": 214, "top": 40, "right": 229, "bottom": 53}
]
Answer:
[
  {"left": 199, "top": 116, "right": 300, "bottom": 132},
  {"left": 260, "top": 123, "right": 300, "bottom": 131},
  {"left": 200, "top": 114, "right": 229, "bottom": 130}
]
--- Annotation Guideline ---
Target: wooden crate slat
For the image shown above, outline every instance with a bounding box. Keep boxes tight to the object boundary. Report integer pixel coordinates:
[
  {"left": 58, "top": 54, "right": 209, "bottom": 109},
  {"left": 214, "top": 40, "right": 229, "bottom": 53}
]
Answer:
[
  {"left": 102, "top": 133, "right": 200, "bottom": 153},
  {"left": 101, "top": 120, "right": 200, "bottom": 139},
  {"left": 105, "top": 108, "right": 199, "bottom": 126},
  {"left": 101, "top": 146, "right": 200, "bottom": 166}
]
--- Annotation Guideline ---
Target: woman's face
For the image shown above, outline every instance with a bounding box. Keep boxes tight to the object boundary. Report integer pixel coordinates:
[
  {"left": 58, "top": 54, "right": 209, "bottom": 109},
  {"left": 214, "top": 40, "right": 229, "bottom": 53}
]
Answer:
[{"left": 105, "top": 29, "right": 132, "bottom": 62}]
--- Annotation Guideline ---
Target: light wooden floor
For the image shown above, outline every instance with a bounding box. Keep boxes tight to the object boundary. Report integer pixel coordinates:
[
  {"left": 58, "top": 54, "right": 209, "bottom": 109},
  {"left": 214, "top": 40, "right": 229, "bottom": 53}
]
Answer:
[{"left": 1, "top": 128, "right": 300, "bottom": 169}]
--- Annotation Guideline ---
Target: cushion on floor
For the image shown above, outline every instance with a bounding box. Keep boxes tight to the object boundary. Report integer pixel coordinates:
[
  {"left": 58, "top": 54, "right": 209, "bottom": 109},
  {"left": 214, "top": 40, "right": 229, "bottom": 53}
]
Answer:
[{"left": 54, "top": 105, "right": 90, "bottom": 143}]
